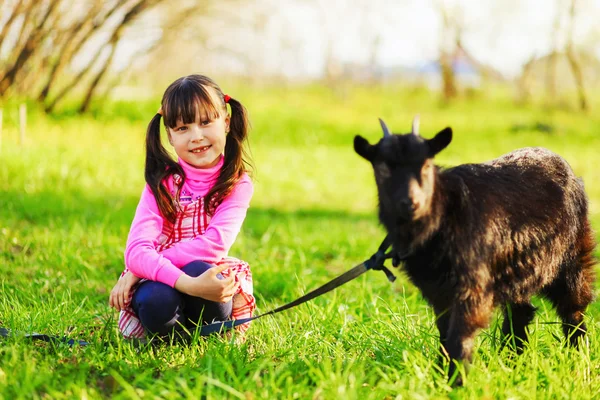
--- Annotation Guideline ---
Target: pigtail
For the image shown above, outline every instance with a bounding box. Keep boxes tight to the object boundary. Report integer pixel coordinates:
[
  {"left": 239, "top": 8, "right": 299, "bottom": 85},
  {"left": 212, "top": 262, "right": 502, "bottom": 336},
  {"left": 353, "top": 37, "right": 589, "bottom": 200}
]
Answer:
[
  {"left": 145, "top": 113, "right": 184, "bottom": 222},
  {"left": 224, "top": 96, "right": 251, "bottom": 176},
  {"left": 204, "top": 96, "right": 253, "bottom": 216},
  {"left": 227, "top": 97, "right": 250, "bottom": 145}
]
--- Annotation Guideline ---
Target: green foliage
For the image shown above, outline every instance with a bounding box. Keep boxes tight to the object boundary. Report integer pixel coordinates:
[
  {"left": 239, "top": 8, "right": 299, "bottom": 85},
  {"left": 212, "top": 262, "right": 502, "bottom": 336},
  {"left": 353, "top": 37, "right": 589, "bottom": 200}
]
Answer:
[{"left": 1, "top": 85, "right": 599, "bottom": 399}]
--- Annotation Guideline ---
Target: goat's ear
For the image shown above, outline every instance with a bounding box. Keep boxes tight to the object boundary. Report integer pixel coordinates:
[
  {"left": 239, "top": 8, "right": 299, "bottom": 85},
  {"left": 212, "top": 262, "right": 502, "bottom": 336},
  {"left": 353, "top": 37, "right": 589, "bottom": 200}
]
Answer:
[
  {"left": 354, "top": 135, "right": 375, "bottom": 161},
  {"left": 427, "top": 127, "right": 452, "bottom": 157}
]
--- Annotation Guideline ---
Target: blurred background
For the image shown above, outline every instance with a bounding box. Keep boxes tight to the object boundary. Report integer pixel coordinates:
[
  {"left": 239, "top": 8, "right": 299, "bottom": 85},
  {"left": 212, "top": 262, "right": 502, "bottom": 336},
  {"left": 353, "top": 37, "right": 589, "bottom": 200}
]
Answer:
[
  {"left": 0, "top": 0, "right": 599, "bottom": 111},
  {"left": 1, "top": 2, "right": 600, "bottom": 397}
]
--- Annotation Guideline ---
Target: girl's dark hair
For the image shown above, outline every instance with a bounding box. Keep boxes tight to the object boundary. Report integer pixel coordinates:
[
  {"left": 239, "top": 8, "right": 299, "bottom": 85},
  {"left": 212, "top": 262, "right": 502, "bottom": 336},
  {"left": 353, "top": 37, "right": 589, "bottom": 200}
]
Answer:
[{"left": 145, "top": 74, "right": 251, "bottom": 222}]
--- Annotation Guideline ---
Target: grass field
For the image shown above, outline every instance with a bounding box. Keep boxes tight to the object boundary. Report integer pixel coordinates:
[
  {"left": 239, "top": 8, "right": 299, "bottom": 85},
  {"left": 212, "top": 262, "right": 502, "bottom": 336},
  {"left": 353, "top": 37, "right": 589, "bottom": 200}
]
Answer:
[{"left": 1, "top": 85, "right": 599, "bottom": 399}]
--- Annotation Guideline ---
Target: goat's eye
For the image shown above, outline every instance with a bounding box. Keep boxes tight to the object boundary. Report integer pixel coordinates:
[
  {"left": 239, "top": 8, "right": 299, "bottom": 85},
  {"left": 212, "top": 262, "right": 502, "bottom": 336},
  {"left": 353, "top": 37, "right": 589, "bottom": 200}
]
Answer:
[{"left": 375, "top": 163, "right": 392, "bottom": 178}]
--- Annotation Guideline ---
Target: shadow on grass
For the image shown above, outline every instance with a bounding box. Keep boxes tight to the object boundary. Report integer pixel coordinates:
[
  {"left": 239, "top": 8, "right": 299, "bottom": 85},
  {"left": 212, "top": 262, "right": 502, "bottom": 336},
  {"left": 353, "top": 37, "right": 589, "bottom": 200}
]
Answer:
[{"left": 0, "top": 188, "right": 378, "bottom": 233}]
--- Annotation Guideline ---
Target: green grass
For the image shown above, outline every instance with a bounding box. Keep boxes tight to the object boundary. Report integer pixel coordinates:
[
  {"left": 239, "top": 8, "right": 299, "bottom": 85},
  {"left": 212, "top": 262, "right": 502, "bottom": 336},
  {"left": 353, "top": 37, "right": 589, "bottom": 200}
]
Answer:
[{"left": 1, "top": 84, "right": 599, "bottom": 399}]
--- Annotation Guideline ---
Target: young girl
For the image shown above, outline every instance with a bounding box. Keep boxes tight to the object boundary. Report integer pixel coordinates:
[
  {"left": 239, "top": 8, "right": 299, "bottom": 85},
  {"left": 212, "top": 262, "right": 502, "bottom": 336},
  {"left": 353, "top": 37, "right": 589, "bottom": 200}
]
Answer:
[{"left": 109, "top": 74, "right": 255, "bottom": 339}]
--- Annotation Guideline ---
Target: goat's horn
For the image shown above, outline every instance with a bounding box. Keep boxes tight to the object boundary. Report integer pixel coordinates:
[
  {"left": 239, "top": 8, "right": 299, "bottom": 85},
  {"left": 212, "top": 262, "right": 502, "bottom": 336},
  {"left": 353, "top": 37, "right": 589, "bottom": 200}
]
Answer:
[
  {"left": 412, "top": 114, "right": 420, "bottom": 136},
  {"left": 379, "top": 118, "right": 391, "bottom": 137}
]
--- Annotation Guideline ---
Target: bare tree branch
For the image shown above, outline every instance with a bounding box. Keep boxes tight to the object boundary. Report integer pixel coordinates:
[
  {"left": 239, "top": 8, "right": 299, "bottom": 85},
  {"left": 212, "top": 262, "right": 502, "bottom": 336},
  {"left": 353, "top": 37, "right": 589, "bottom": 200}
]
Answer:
[
  {"left": 97, "top": 38, "right": 162, "bottom": 104},
  {"left": 44, "top": 0, "right": 161, "bottom": 112},
  {"left": 0, "top": 0, "right": 61, "bottom": 96},
  {"left": 78, "top": 0, "right": 163, "bottom": 113},
  {"left": 38, "top": 1, "right": 106, "bottom": 102},
  {"left": 0, "top": 0, "right": 26, "bottom": 51}
]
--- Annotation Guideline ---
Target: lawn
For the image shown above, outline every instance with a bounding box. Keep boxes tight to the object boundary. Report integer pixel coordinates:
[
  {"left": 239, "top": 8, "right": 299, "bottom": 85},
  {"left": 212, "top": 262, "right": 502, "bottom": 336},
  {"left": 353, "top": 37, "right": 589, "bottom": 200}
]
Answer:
[{"left": 1, "top": 84, "right": 599, "bottom": 399}]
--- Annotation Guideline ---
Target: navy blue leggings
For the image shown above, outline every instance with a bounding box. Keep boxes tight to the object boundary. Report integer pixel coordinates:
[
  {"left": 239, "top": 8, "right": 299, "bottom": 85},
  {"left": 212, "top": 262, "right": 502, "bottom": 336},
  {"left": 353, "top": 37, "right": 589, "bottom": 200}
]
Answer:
[{"left": 132, "top": 261, "right": 233, "bottom": 336}]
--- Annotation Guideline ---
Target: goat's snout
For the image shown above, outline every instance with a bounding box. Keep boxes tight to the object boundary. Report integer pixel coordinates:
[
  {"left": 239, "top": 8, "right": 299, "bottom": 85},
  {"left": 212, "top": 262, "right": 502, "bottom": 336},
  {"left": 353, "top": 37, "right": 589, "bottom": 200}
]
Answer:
[
  {"left": 398, "top": 198, "right": 416, "bottom": 219},
  {"left": 399, "top": 198, "right": 413, "bottom": 208}
]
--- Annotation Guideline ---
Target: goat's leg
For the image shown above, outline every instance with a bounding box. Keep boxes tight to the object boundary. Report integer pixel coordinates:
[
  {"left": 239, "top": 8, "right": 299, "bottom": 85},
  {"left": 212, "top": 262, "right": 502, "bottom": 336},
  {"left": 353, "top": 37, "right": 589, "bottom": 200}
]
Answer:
[
  {"left": 445, "top": 295, "right": 493, "bottom": 386},
  {"left": 543, "top": 268, "right": 594, "bottom": 348},
  {"left": 543, "top": 223, "right": 595, "bottom": 348},
  {"left": 434, "top": 306, "right": 451, "bottom": 362},
  {"left": 501, "top": 302, "right": 536, "bottom": 353}
]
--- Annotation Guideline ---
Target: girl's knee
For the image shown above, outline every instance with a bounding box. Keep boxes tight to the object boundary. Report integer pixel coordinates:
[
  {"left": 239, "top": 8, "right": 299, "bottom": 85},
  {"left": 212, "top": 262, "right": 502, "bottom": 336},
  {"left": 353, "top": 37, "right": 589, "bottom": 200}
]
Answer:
[
  {"left": 182, "top": 260, "right": 215, "bottom": 277},
  {"left": 189, "top": 299, "right": 233, "bottom": 325},
  {"left": 132, "top": 282, "right": 184, "bottom": 334},
  {"left": 134, "top": 281, "right": 179, "bottom": 309}
]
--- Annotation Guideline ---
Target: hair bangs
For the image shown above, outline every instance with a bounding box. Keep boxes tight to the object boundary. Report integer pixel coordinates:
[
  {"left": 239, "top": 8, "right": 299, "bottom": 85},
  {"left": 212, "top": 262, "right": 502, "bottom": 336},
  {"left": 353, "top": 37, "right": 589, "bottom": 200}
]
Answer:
[{"left": 162, "top": 79, "right": 221, "bottom": 128}]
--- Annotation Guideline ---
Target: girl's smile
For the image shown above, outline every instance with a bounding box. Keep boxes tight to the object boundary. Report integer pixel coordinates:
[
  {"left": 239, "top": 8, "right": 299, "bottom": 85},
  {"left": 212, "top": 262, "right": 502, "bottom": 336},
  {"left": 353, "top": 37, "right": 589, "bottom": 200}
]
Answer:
[{"left": 190, "top": 145, "right": 211, "bottom": 154}]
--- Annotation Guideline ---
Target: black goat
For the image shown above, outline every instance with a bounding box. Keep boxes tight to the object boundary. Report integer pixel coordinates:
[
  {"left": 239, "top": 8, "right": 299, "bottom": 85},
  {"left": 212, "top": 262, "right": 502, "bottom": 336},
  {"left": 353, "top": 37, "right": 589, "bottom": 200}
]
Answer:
[{"left": 354, "top": 117, "right": 596, "bottom": 385}]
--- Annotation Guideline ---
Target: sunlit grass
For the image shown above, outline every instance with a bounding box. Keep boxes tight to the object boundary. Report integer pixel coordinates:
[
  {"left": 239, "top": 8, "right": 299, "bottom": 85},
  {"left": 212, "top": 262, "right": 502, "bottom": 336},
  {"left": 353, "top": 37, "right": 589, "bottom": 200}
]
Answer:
[{"left": 1, "top": 85, "right": 599, "bottom": 398}]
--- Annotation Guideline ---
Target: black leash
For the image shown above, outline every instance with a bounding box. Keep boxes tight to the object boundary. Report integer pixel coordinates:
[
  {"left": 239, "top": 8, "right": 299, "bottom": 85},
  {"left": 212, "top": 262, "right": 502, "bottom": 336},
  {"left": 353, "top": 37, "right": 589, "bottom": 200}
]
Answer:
[
  {"left": 197, "top": 235, "right": 396, "bottom": 335},
  {"left": 0, "top": 236, "right": 395, "bottom": 345},
  {"left": 0, "top": 327, "right": 89, "bottom": 346}
]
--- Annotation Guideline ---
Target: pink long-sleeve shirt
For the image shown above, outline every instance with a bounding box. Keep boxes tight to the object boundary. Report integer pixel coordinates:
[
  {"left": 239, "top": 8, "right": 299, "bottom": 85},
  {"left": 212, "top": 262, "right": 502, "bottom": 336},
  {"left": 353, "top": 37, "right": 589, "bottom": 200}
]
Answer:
[{"left": 124, "top": 155, "right": 253, "bottom": 287}]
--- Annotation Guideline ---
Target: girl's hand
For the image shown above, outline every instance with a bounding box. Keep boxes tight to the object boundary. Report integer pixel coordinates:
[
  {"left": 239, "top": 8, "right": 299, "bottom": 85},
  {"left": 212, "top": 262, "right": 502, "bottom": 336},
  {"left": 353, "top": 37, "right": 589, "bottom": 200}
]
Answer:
[
  {"left": 175, "top": 264, "right": 239, "bottom": 303},
  {"left": 109, "top": 271, "right": 141, "bottom": 311}
]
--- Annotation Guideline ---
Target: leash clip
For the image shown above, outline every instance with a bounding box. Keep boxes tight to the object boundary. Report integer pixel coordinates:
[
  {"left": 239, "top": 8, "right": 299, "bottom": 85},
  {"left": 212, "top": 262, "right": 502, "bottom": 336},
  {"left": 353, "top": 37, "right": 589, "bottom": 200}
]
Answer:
[{"left": 364, "top": 237, "right": 396, "bottom": 283}]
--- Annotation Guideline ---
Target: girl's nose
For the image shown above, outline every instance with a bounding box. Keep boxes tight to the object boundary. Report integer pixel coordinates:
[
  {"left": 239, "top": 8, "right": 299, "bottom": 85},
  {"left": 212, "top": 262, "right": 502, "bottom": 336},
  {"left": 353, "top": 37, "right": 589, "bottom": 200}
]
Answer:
[{"left": 190, "top": 126, "right": 204, "bottom": 141}]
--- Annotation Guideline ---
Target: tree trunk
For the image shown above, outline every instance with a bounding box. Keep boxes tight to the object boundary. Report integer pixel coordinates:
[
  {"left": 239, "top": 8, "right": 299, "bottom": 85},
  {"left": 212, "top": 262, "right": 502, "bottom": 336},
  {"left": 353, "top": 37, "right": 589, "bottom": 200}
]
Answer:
[
  {"left": 440, "top": 51, "right": 458, "bottom": 102},
  {"left": 565, "top": 0, "right": 588, "bottom": 111},
  {"left": 566, "top": 46, "right": 588, "bottom": 111},
  {"left": 437, "top": 2, "right": 460, "bottom": 103},
  {"left": 545, "top": 2, "right": 562, "bottom": 105},
  {"left": 516, "top": 55, "right": 536, "bottom": 105},
  {"left": 545, "top": 51, "right": 558, "bottom": 103}
]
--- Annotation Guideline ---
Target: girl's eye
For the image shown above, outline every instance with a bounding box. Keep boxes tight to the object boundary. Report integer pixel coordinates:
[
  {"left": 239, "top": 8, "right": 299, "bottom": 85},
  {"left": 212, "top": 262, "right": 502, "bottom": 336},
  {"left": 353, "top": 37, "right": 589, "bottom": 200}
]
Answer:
[
  {"left": 201, "top": 120, "right": 211, "bottom": 126},
  {"left": 176, "top": 126, "right": 188, "bottom": 132}
]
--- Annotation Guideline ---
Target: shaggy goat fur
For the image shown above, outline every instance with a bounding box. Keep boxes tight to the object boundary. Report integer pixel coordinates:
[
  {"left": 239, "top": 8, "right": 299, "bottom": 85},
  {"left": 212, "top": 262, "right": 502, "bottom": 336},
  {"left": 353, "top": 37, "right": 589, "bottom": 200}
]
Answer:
[{"left": 354, "top": 120, "right": 596, "bottom": 384}]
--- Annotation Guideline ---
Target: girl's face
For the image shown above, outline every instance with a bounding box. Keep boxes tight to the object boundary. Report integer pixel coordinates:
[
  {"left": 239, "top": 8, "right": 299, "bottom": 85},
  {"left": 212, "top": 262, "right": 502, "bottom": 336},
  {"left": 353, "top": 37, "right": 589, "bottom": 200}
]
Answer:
[{"left": 167, "top": 100, "right": 229, "bottom": 169}]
